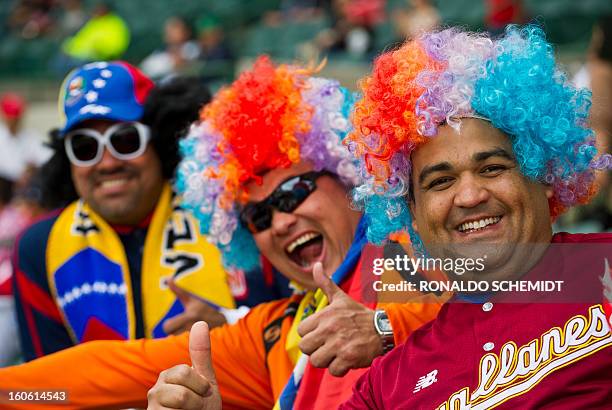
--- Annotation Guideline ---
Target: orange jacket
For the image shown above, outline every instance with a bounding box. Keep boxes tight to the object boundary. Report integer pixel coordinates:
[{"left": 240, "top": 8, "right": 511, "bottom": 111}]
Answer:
[{"left": 0, "top": 279, "right": 445, "bottom": 409}]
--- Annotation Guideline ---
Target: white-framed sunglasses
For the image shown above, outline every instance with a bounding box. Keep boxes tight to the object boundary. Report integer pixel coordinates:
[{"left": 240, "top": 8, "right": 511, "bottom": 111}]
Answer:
[{"left": 64, "top": 122, "right": 151, "bottom": 167}]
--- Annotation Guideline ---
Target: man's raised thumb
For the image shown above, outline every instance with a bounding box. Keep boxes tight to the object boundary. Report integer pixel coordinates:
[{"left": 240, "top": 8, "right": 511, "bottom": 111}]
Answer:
[
  {"left": 313, "top": 262, "right": 344, "bottom": 303},
  {"left": 189, "top": 321, "right": 217, "bottom": 382}
]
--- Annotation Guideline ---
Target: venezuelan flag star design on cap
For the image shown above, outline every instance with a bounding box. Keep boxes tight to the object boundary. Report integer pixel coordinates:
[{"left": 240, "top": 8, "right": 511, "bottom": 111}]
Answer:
[{"left": 58, "top": 61, "right": 154, "bottom": 134}]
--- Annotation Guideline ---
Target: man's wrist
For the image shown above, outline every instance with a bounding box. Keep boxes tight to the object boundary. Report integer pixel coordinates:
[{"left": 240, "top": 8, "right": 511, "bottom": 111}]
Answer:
[{"left": 373, "top": 309, "right": 395, "bottom": 354}]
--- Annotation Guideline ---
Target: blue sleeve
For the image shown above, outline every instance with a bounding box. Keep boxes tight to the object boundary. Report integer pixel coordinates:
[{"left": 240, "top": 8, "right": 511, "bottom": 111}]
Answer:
[{"left": 12, "top": 214, "right": 74, "bottom": 361}]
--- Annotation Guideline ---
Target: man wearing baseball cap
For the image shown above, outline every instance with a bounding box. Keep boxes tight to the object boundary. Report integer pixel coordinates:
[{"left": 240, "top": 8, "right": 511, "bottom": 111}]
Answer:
[{"left": 11, "top": 61, "right": 288, "bottom": 361}]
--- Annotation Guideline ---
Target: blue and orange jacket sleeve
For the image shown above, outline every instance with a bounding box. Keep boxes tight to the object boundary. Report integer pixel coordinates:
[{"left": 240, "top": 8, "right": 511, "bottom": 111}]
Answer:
[{"left": 0, "top": 298, "right": 294, "bottom": 409}]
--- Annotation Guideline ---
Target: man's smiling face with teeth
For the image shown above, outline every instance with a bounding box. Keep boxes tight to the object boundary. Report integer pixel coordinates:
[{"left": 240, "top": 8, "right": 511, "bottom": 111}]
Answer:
[
  {"left": 70, "top": 119, "right": 164, "bottom": 225},
  {"left": 245, "top": 161, "right": 362, "bottom": 289},
  {"left": 409, "top": 119, "right": 554, "bottom": 276}
]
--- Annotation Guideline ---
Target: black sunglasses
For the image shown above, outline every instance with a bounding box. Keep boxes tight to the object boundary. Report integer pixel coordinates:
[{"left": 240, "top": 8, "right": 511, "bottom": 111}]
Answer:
[{"left": 240, "top": 170, "right": 332, "bottom": 234}]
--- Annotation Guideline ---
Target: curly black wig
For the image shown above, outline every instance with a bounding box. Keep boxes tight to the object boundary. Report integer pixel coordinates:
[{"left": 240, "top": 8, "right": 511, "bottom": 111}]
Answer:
[{"left": 38, "top": 76, "right": 211, "bottom": 209}]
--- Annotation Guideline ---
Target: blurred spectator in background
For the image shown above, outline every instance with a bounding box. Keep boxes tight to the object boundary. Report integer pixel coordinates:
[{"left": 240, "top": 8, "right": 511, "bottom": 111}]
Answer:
[
  {"left": 589, "top": 17, "right": 612, "bottom": 174},
  {"left": 0, "top": 92, "right": 51, "bottom": 186},
  {"left": 55, "top": 1, "right": 129, "bottom": 72},
  {"left": 263, "top": 0, "right": 326, "bottom": 26},
  {"left": 0, "top": 177, "right": 22, "bottom": 367},
  {"left": 0, "top": 146, "right": 48, "bottom": 367},
  {"left": 196, "top": 16, "right": 232, "bottom": 64},
  {"left": 56, "top": 0, "right": 87, "bottom": 37},
  {"left": 312, "top": 0, "right": 385, "bottom": 59},
  {"left": 140, "top": 16, "right": 199, "bottom": 80},
  {"left": 485, "top": 0, "right": 526, "bottom": 36},
  {"left": 393, "top": 0, "right": 440, "bottom": 40},
  {"left": 569, "top": 16, "right": 612, "bottom": 231},
  {"left": 7, "top": 0, "right": 54, "bottom": 39},
  {"left": 0, "top": 175, "right": 41, "bottom": 367}
]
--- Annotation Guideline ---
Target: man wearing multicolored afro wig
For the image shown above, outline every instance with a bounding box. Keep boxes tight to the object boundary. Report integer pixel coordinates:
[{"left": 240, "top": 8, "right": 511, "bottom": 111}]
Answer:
[
  {"left": 341, "top": 26, "right": 612, "bottom": 409},
  {"left": 149, "top": 56, "right": 446, "bottom": 410},
  {"left": 0, "top": 57, "right": 445, "bottom": 410}
]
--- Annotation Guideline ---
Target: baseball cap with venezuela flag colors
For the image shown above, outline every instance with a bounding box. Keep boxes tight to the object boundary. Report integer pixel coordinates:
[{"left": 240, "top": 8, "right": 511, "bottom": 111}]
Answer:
[{"left": 58, "top": 61, "right": 154, "bottom": 135}]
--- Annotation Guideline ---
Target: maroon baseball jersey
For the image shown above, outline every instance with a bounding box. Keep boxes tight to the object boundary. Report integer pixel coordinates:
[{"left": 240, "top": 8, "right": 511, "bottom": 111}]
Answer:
[{"left": 342, "top": 233, "right": 612, "bottom": 409}]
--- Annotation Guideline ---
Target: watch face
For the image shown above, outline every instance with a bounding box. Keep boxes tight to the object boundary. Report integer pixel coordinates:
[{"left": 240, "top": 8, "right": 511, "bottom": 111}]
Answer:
[
  {"left": 379, "top": 317, "right": 392, "bottom": 333},
  {"left": 376, "top": 311, "right": 393, "bottom": 333}
]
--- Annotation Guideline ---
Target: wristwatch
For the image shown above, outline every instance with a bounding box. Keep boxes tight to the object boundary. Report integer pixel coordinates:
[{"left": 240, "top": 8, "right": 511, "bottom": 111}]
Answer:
[{"left": 373, "top": 309, "right": 395, "bottom": 354}]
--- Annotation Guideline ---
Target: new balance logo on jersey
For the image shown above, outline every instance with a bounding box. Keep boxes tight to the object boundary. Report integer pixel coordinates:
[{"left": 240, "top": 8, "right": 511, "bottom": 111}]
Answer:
[{"left": 414, "top": 370, "right": 438, "bottom": 393}]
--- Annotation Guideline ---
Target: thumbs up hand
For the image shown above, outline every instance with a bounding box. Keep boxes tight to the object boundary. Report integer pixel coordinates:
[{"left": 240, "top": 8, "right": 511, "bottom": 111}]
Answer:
[
  {"left": 297, "top": 262, "right": 384, "bottom": 377},
  {"left": 147, "top": 322, "right": 221, "bottom": 410}
]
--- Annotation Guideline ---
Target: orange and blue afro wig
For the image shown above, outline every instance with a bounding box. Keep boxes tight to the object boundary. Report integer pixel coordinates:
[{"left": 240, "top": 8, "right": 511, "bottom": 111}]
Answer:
[{"left": 346, "top": 25, "right": 612, "bottom": 246}]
